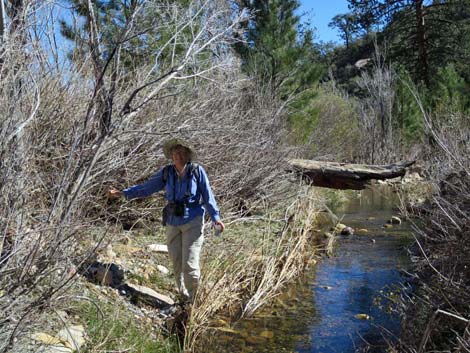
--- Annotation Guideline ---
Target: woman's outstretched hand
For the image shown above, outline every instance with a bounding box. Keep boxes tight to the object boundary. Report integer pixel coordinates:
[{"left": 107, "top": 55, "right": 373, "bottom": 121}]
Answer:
[{"left": 107, "top": 187, "right": 124, "bottom": 200}]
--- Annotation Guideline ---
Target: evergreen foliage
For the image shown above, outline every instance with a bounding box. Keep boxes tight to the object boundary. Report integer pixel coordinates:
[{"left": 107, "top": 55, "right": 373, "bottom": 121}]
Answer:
[
  {"left": 234, "top": 0, "right": 323, "bottom": 142},
  {"left": 59, "top": 0, "right": 195, "bottom": 73},
  {"left": 328, "top": 13, "right": 361, "bottom": 49},
  {"left": 347, "top": 0, "right": 470, "bottom": 87},
  {"left": 235, "top": 0, "right": 322, "bottom": 97},
  {"left": 432, "top": 64, "right": 470, "bottom": 115},
  {"left": 393, "top": 69, "right": 424, "bottom": 145}
]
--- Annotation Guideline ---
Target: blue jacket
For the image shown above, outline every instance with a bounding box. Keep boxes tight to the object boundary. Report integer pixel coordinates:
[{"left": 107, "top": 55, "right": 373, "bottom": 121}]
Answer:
[{"left": 123, "top": 163, "right": 221, "bottom": 226}]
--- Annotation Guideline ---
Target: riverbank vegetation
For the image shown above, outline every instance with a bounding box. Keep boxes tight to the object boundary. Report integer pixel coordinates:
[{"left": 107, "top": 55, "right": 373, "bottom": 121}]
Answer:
[{"left": 0, "top": 0, "right": 469, "bottom": 352}]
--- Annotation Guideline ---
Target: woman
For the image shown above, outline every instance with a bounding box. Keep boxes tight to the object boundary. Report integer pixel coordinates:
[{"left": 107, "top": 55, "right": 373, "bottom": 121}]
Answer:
[{"left": 108, "top": 138, "right": 225, "bottom": 302}]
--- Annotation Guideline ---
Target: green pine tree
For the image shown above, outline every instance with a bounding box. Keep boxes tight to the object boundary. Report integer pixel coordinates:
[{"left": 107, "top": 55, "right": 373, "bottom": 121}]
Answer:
[{"left": 235, "top": 0, "right": 323, "bottom": 142}]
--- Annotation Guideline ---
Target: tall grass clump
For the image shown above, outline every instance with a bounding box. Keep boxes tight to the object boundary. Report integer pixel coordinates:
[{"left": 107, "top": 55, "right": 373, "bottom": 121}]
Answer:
[{"left": 183, "top": 187, "right": 319, "bottom": 352}]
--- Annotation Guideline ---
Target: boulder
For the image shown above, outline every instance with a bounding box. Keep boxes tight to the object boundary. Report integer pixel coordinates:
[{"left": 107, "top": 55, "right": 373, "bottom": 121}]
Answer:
[
  {"left": 354, "top": 313, "right": 371, "bottom": 320},
  {"left": 341, "top": 226, "right": 354, "bottom": 235},
  {"left": 56, "top": 325, "right": 86, "bottom": 351},
  {"left": 390, "top": 216, "right": 402, "bottom": 224},
  {"left": 157, "top": 265, "right": 169, "bottom": 275},
  {"left": 124, "top": 282, "right": 175, "bottom": 308},
  {"left": 355, "top": 58, "right": 371, "bottom": 69},
  {"left": 84, "top": 262, "right": 124, "bottom": 287}
]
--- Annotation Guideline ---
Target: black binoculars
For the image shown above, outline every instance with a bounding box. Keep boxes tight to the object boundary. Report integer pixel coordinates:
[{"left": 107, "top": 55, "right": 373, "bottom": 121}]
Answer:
[{"left": 162, "top": 202, "right": 186, "bottom": 225}]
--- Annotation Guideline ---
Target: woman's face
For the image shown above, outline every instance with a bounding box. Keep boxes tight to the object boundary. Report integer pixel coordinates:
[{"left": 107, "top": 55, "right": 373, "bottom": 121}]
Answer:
[{"left": 171, "top": 145, "right": 190, "bottom": 166}]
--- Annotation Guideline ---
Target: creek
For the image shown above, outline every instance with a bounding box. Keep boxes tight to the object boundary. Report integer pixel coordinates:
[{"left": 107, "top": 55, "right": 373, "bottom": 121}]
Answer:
[{"left": 210, "top": 185, "right": 413, "bottom": 352}]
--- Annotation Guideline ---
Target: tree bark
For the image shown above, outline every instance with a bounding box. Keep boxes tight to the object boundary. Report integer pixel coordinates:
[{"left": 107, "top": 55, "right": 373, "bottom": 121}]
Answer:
[
  {"left": 415, "top": 0, "right": 429, "bottom": 86},
  {"left": 0, "top": 0, "right": 5, "bottom": 42}
]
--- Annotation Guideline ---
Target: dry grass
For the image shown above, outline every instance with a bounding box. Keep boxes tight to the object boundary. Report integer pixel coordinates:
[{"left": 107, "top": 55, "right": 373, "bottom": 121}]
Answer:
[
  {"left": 183, "top": 187, "right": 319, "bottom": 352},
  {"left": 395, "top": 107, "right": 470, "bottom": 352}
]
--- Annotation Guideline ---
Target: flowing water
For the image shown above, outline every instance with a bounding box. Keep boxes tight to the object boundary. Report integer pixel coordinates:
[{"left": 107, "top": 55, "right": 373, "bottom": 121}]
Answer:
[{"left": 211, "top": 185, "right": 413, "bottom": 352}]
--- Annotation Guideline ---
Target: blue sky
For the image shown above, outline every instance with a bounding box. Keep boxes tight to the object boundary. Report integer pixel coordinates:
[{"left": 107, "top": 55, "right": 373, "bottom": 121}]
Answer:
[{"left": 298, "top": 0, "right": 350, "bottom": 43}]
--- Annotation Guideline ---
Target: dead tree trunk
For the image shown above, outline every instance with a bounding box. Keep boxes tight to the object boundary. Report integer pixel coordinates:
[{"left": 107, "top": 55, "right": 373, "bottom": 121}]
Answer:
[{"left": 288, "top": 159, "right": 416, "bottom": 190}]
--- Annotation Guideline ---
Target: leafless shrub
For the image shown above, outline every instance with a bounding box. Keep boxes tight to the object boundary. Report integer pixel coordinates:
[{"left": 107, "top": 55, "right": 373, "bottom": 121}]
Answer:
[
  {"left": 396, "top": 100, "right": 470, "bottom": 351},
  {"left": 355, "top": 45, "right": 400, "bottom": 164},
  {"left": 0, "top": 1, "right": 296, "bottom": 351}
]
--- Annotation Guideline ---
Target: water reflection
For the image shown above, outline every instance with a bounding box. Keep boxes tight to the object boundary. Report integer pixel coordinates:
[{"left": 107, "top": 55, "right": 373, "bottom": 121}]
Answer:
[
  {"left": 303, "top": 234, "right": 409, "bottom": 353},
  {"left": 212, "top": 186, "right": 412, "bottom": 353}
]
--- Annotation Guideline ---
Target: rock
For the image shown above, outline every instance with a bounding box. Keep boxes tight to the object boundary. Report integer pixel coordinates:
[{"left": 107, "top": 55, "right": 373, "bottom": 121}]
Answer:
[
  {"left": 148, "top": 244, "right": 168, "bottom": 253},
  {"left": 390, "top": 216, "right": 402, "bottom": 224},
  {"left": 354, "top": 313, "right": 371, "bottom": 320},
  {"left": 31, "top": 333, "right": 73, "bottom": 353},
  {"left": 157, "top": 265, "right": 169, "bottom": 275},
  {"left": 57, "top": 325, "right": 86, "bottom": 351},
  {"left": 320, "top": 285, "right": 332, "bottom": 290},
  {"left": 370, "top": 239, "right": 376, "bottom": 243},
  {"left": 341, "top": 226, "right": 354, "bottom": 235},
  {"left": 403, "top": 171, "right": 423, "bottom": 182},
  {"left": 355, "top": 58, "right": 371, "bottom": 69},
  {"left": 260, "top": 330, "right": 274, "bottom": 339},
  {"left": 357, "top": 228, "right": 368, "bottom": 233},
  {"left": 383, "top": 224, "right": 393, "bottom": 228},
  {"left": 335, "top": 223, "right": 347, "bottom": 232},
  {"left": 56, "top": 311, "right": 68, "bottom": 322},
  {"left": 85, "top": 262, "right": 124, "bottom": 287},
  {"left": 31, "top": 333, "right": 67, "bottom": 346},
  {"left": 124, "top": 282, "right": 175, "bottom": 307}
]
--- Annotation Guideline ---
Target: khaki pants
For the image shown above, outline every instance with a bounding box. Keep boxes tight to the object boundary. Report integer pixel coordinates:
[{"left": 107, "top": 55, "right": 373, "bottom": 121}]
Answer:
[{"left": 165, "top": 216, "right": 204, "bottom": 301}]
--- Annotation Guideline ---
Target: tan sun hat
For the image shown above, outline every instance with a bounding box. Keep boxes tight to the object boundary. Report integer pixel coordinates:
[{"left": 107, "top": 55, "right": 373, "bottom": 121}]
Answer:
[{"left": 162, "top": 138, "right": 196, "bottom": 160}]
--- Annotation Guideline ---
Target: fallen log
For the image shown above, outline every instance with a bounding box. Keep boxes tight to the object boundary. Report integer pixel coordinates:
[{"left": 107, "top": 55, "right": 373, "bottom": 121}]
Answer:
[{"left": 288, "top": 159, "right": 416, "bottom": 190}]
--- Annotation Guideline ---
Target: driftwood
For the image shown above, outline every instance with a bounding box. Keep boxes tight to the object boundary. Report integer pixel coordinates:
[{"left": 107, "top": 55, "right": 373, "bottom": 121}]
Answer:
[{"left": 288, "top": 159, "right": 416, "bottom": 190}]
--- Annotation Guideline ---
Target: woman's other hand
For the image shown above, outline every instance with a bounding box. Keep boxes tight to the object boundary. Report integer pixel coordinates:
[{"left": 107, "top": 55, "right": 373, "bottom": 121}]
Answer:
[{"left": 212, "top": 220, "right": 225, "bottom": 232}]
